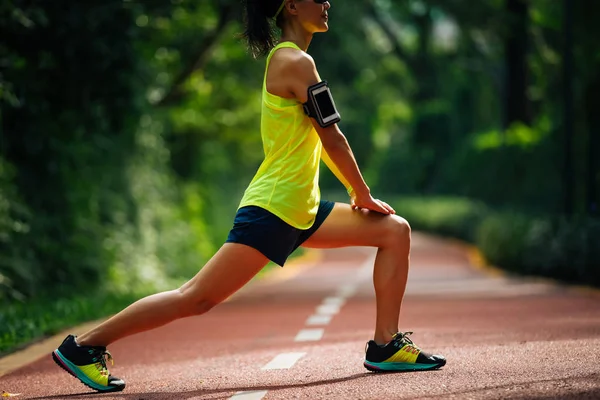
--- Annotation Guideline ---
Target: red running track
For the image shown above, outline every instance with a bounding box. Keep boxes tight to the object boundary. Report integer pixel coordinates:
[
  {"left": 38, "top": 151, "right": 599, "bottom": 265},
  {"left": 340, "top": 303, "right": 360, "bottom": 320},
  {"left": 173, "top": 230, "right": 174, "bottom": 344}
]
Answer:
[{"left": 1, "top": 233, "right": 599, "bottom": 399}]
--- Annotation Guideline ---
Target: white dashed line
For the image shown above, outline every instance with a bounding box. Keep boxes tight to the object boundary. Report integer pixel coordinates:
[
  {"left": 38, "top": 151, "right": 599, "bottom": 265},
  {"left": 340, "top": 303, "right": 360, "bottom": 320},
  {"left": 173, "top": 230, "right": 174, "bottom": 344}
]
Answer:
[
  {"left": 294, "top": 328, "right": 324, "bottom": 342},
  {"left": 230, "top": 390, "right": 269, "bottom": 400},
  {"left": 261, "top": 352, "right": 306, "bottom": 370},
  {"left": 336, "top": 283, "right": 357, "bottom": 298},
  {"left": 357, "top": 253, "right": 375, "bottom": 278},
  {"left": 316, "top": 303, "right": 341, "bottom": 315},
  {"left": 238, "top": 250, "right": 376, "bottom": 400},
  {"left": 306, "top": 314, "right": 332, "bottom": 325},
  {"left": 322, "top": 296, "right": 346, "bottom": 306}
]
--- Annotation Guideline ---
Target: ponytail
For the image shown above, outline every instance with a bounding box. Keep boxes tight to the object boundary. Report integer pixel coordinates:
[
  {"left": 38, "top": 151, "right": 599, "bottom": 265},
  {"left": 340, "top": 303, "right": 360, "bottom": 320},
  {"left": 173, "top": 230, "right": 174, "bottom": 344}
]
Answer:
[{"left": 242, "top": 0, "right": 285, "bottom": 58}]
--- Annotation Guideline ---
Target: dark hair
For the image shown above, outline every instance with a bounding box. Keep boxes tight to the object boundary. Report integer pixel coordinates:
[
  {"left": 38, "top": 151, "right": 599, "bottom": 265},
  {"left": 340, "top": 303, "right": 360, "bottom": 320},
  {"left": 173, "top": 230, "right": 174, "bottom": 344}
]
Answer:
[{"left": 242, "top": 0, "right": 286, "bottom": 58}]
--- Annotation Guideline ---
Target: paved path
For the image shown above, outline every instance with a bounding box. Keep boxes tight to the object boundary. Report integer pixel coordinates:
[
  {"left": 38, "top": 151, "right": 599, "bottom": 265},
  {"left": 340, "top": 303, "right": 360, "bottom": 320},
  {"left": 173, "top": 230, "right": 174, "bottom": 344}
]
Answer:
[{"left": 1, "top": 233, "right": 599, "bottom": 399}]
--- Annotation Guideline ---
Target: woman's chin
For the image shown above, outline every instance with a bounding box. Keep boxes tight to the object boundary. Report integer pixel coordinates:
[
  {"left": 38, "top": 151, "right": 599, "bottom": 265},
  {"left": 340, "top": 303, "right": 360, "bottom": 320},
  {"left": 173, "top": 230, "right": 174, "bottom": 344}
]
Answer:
[{"left": 309, "top": 21, "right": 329, "bottom": 34}]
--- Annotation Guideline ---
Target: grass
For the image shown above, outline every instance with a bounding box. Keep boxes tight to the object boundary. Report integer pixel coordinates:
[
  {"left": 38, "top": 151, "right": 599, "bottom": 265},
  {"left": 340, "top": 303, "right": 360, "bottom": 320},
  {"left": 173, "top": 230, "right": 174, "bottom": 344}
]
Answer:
[{"left": 0, "top": 289, "right": 150, "bottom": 356}]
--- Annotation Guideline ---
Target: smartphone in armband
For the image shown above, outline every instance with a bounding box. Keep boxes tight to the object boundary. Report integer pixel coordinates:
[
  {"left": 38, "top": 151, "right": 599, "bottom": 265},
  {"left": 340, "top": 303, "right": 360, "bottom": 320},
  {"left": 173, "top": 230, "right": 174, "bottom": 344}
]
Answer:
[{"left": 302, "top": 81, "right": 341, "bottom": 128}]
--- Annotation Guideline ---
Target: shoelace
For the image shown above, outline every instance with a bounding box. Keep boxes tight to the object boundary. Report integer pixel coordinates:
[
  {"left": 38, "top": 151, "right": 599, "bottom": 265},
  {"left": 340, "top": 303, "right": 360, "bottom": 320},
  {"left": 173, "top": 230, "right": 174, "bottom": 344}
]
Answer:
[
  {"left": 365, "top": 331, "right": 421, "bottom": 354},
  {"left": 392, "top": 331, "right": 420, "bottom": 349},
  {"left": 91, "top": 349, "right": 114, "bottom": 376}
]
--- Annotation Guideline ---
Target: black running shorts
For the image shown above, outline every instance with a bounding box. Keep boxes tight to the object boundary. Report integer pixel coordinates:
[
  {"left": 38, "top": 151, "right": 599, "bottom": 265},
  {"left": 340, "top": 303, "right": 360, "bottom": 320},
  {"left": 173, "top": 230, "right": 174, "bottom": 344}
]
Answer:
[{"left": 225, "top": 200, "right": 335, "bottom": 266}]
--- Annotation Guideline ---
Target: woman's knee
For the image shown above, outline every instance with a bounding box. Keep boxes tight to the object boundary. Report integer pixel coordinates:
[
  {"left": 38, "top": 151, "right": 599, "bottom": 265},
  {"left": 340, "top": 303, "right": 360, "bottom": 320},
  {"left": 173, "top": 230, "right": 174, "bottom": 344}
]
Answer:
[{"left": 381, "top": 215, "right": 411, "bottom": 248}]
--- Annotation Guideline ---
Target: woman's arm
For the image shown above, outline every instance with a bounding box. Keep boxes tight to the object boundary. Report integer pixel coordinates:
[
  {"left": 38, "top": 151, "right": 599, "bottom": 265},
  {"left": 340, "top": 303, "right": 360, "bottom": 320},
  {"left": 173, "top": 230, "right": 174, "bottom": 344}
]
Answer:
[
  {"left": 321, "top": 147, "right": 352, "bottom": 195},
  {"left": 287, "top": 53, "right": 395, "bottom": 215}
]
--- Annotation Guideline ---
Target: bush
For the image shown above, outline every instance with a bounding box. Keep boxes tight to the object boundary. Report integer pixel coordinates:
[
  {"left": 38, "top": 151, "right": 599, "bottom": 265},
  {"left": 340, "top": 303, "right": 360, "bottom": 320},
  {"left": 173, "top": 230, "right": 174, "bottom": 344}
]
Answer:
[
  {"left": 476, "top": 213, "right": 600, "bottom": 285},
  {"left": 475, "top": 212, "right": 532, "bottom": 272},
  {"left": 395, "top": 196, "right": 490, "bottom": 241},
  {"left": 393, "top": 196, "right": 600, "bottom": 288},
  {"left": 0, "top": 158, "right": 33, "bottom": 302}
]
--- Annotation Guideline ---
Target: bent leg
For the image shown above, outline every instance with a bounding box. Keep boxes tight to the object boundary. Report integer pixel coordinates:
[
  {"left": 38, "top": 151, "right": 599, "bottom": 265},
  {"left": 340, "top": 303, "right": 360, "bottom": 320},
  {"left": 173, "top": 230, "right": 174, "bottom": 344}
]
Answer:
[
  {"left": 302, "top": 203, "right": 411, "bottom": 345},
  {"left": 77, "top": 243, "right": 269, "bottom": 347}
]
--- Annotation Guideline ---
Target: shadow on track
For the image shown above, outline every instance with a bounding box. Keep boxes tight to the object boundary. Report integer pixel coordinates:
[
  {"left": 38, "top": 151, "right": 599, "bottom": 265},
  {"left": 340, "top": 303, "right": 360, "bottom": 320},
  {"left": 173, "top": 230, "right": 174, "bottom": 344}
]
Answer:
[
  {"left": 29, "top": 371, "right": 599, "bottom": 400},
  {"left": 405, "top": 373, "right": 600, "bottom": 400},
  {"left": 28, "top": 370, "right": 440, "bottom": 400}
]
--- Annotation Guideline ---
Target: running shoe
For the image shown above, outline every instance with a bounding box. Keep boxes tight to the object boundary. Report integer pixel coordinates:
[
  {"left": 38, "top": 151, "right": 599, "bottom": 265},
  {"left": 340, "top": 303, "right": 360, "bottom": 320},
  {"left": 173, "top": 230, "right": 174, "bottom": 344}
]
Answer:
[
  {"left": 364, "top": 331, "right": 446, "bottom": 372},
  {"left": 52, "top": 335, "right": 125, "bottom": 392}
]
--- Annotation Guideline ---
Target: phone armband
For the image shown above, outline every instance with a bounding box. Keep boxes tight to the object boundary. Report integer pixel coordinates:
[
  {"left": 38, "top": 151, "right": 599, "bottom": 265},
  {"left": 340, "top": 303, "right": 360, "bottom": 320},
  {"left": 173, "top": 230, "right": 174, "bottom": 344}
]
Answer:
[{"left": 302, "top": 81, "right": 341, "bottom": 128}]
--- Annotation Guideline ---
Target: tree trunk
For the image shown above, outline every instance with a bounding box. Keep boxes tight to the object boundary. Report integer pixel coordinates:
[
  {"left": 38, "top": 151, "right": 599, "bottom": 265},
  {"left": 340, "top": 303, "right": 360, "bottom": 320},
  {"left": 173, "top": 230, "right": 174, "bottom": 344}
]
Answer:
[
  {"left": 562, "top": 0, "right": 574, "bottom": 216},
  {"left": 504, "top": 0, "right": 531, "bottom": 128},
  {"left": 584, "top": 73, "right": 600, "bottom": 216}
]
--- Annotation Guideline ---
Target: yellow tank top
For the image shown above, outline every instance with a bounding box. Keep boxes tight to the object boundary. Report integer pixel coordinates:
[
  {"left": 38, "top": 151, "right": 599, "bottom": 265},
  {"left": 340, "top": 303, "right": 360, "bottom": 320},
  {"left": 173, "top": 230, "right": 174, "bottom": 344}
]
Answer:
[{"left": 238, "top": 42, "right": 322, "bottom": 229}]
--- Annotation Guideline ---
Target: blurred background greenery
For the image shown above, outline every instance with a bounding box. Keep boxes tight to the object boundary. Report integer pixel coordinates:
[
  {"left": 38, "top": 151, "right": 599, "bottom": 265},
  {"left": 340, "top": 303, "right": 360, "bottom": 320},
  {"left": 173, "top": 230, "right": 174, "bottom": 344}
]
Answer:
[{"left": 0, "top": 0, "right": 598, "bottom": 353}]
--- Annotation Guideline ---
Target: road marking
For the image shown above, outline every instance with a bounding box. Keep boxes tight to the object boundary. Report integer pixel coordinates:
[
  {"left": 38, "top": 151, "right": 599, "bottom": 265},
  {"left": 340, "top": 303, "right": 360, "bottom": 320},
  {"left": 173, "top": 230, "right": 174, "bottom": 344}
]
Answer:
[
  {"left": 306, "top": 314, "right": 332, "bottom": 325},
  {"left": 261, "top": 352, "right": 306, "bottom": 370},
  {"left": 336, "top": 283, "right": 357, "bottom": 298},
  {"left": 357, "top": 253, "right": 375, "bottom": 279},
  {"left": 299, "top": 254, "right": 374, "bottom": 338},
  {"left": 230, "top": 391, "right": 268, "bottom": 400},
  {"left": 294, "top": 328, "right": 324, "bottom": 342},
  {"left": 316, "top": 303, "right": 340, "bottom": 315},
  {"left": 322, "top": 296, "right": 346, "bottom": 306}
]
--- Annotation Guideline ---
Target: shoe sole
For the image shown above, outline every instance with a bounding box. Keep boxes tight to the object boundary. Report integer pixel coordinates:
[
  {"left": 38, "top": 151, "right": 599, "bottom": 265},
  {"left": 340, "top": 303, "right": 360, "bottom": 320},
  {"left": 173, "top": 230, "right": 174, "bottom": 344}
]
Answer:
[
  {"left": 363, "top": 359, "right": 446, "bottom": 372},
  {"left": 52, "top": 350, "right": 125, "bottom": 393}
]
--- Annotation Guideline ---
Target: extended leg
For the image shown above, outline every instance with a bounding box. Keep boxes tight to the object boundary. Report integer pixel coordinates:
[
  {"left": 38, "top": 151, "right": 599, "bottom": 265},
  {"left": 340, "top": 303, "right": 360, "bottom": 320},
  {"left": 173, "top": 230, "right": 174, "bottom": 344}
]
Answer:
[
  {"left": 52, "top": 243, "right": 270, "bottom": 392},
  {"left": 77, "top": 243, "right": 269, "bottom": 346}
]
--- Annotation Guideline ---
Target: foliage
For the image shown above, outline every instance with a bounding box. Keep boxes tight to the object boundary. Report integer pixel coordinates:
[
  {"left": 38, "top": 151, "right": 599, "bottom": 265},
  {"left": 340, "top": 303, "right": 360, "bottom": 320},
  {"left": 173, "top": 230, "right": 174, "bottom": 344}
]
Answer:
[
  {"left": 1, "top": 0, "right": 599, "bottom": 353},
  {"left": 0, "top": 158, "right": 32, "bottom": 301},
  {"left": 1, "top": 1, "right": 141, "bottom": 301},
  {"left": 394, "top": 196, "right": 600, "bottom": 287},
  {"left": 477, "top": 213, "right": 600, "bottom": 285},
  {"left": 395, "top": 196, "right": 489, "bottom": 241},
  {"left": 438, "top": 123, "right": 561, "bottom": 212}
]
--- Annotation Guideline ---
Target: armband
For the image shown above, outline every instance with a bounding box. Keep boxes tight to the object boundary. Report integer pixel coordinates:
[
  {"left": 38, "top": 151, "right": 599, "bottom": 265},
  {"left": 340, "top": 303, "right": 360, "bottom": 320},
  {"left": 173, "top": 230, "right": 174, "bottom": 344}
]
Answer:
[{"left": 302, "top": 81, "right": 341, "bottom": 128}]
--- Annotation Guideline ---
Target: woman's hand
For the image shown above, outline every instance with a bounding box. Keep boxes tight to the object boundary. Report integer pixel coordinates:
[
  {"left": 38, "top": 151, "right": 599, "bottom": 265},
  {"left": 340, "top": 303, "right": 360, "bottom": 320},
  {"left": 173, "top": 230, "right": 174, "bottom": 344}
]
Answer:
[{"left": 350, "top": 191, "right": 396, "bottom": 215}]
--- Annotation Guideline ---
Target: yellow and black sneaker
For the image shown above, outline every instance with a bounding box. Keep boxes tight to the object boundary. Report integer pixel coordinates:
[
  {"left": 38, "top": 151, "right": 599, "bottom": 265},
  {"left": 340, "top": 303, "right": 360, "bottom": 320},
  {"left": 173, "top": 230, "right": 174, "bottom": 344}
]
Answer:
[
  {"left": 52, "top": 335, "right": 125, "bottom": 392},
  {"left": 364, "top": 331, "right": 446, "bottom": 372}
]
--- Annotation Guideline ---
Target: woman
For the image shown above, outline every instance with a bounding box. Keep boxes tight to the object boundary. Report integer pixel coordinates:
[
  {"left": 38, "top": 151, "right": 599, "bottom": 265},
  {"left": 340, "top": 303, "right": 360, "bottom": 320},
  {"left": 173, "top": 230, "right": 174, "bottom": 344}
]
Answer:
[{"left": 52, "top": 0, "right": 446, "bottom": 392}]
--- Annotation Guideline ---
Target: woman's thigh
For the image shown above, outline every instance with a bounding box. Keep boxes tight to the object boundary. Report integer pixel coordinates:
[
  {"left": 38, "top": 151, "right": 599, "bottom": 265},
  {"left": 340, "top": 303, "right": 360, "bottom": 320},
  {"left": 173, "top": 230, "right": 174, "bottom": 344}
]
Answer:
[
  {"left": 302, "top": 202, "right": 409, "bottom": 249},
  {"left": 180, "top": 242, "right": 270, "bottom": 304}
]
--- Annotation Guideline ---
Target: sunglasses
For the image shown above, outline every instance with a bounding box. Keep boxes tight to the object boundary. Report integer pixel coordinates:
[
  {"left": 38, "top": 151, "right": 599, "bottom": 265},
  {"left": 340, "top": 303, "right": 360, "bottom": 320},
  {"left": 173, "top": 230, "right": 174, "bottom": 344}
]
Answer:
[{"left": 313, "top": 0, "right": 328, "bottom": 3}]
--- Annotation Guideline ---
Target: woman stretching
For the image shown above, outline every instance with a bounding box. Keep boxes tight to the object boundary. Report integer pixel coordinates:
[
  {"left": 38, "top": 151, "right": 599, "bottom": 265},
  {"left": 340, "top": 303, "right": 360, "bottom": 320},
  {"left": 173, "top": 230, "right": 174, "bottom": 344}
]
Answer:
[{"left": 52, "top": 0, "right": 446, "bottom": 392}]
